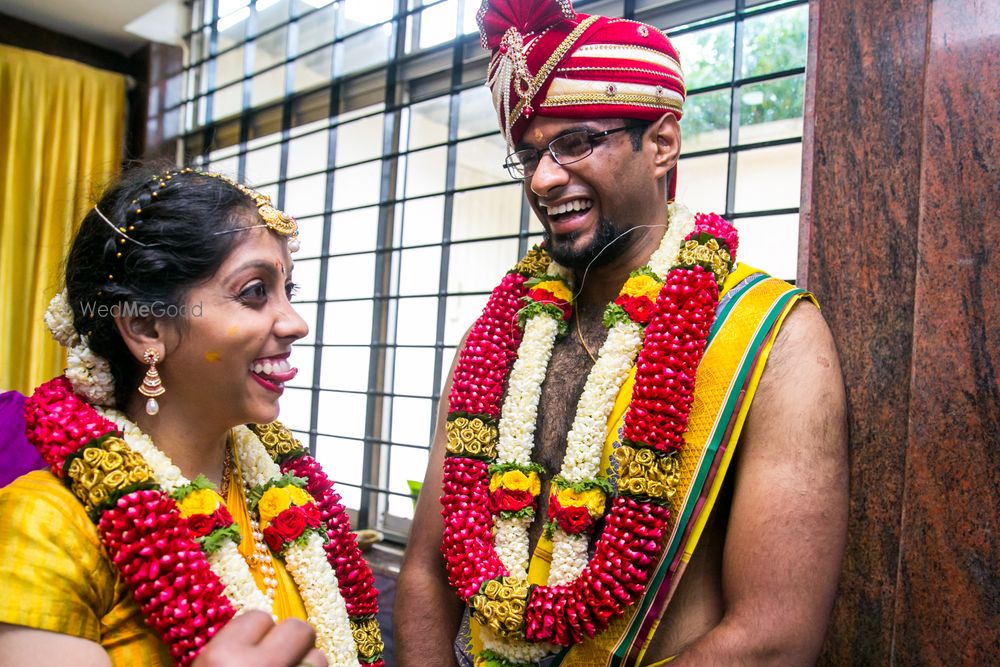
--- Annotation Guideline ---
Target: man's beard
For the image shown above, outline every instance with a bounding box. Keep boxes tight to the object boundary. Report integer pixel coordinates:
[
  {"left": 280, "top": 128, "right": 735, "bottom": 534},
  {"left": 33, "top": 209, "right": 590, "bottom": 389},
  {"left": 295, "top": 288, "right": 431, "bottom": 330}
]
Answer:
[{"left": 544, "top": 214, "right": 627, "bottom": 269}]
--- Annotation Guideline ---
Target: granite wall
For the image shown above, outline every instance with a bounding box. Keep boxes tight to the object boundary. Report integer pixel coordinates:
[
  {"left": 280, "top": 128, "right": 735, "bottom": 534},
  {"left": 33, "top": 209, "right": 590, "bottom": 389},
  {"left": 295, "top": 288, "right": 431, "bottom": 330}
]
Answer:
[{"left": 800, "top": 0, "right": 999, "bottom": 663}]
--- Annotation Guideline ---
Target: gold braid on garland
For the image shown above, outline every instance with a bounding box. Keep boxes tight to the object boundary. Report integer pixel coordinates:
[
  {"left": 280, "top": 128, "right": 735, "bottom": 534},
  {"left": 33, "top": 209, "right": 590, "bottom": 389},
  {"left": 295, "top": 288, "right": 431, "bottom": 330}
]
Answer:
[
  {"left": 65, "top": 437, "right": 157, "bottom": 519},
  {"left": 445, "top": 416, "right": 499, "bottom": 459},
  {"left": 612, "top": 445, "right": 681, "bottom": 502}
]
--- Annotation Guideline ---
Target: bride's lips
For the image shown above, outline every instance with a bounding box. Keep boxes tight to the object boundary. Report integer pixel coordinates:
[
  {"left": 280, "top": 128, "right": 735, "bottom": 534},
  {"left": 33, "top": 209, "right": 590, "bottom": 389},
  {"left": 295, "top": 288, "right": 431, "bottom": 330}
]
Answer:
[{"left": 249, "top": 353, "right": 297, "bottom": 394}]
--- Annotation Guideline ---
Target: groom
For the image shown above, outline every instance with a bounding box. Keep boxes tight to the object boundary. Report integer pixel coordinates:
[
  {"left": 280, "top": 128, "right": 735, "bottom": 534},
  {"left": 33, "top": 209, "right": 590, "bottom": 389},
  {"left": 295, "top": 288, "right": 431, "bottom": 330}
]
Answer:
[{"left": 395, "top": 0, "right": 848, "bottom": 665}]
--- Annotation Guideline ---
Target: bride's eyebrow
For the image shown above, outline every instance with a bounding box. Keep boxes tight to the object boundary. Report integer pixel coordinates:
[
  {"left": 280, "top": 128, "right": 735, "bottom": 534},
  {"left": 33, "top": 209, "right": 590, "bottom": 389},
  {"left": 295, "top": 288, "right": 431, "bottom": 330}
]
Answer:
[{"left": 227, "top": 259, "right": 283, "bottom": 280}]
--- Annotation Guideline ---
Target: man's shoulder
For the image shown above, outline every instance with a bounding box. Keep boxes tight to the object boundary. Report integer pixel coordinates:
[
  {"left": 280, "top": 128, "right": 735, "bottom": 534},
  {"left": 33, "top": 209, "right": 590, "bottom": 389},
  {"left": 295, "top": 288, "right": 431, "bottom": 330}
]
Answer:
[
  {"left": 717, "top": 263, "right": 817, "bottom": 332},
  {"left": 721, "top": 263, "right": 798, "bottom": 295}
]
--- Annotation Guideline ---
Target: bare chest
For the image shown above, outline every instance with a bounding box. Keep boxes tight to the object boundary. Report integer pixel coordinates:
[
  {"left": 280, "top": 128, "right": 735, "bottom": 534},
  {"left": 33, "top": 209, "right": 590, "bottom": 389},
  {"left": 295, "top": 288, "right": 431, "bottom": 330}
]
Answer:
[{"left": 528, "top": 323, "right": 608, "bottom": 546}]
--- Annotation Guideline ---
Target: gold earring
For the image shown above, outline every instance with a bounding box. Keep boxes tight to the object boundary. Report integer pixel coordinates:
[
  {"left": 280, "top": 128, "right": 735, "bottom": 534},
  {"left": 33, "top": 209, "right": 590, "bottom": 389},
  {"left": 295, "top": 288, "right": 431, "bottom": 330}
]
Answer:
[{"left": 139, "top": 348, "right": 165, "bottom": 415}]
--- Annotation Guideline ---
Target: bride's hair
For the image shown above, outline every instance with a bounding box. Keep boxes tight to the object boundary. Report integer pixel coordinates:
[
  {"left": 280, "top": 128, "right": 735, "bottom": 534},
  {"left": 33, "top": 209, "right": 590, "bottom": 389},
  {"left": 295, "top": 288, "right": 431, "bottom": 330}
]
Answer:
[{"left": 64, "top": 165, "right": 259, "bottom": 407}]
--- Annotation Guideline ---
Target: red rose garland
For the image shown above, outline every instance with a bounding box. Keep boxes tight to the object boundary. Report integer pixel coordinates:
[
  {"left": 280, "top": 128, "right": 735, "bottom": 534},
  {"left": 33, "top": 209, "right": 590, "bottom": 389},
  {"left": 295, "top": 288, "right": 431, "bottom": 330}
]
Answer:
[
  {"left": 99, "top": 490, "right": 234, "bottom": 662},
  {"left": 440, "top": 214, "right": 737, "bottom": 658},
  {"left": 25, "top": 376, "right": 120, "bottom": 476},
  {"left": 439, "top": 261, "right": 536, "bottom": 601},
  {"left": 447, "top": 270, "right": 530, "bottom": 417},
  {"left": 25, "top": 377, "right": 235, "bottom": 666}
]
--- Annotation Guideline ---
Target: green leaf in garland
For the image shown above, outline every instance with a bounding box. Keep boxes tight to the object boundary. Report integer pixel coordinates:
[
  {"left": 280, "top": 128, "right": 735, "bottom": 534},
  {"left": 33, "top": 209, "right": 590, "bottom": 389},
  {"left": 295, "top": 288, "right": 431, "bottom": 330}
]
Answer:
[
  {"left": 170, "top": 474, "right": 216, "bottom": 502},
  {"left": 487, "top": 461, "right": 546, "bottom": 477},
  {"left": 629, "top": 265, "right": 662, "bottom": 282},
  {"left": 552, "top": 475, "right": 613, "bottom": 495},
  {"left": 246, "top": 473, "right": 308, "bottom": 510},
  {"left": 517, "top": 301, "right": 569, "bottom": 337},
  {"left": 198, "top": 524, "right": 243, "bottom": 554},
  {"left": 497, "top": 506, "right": 536, "bottom": 521},
  {"left": 602, "top": 303, "right": 632, "bottom": 328},
  {"left": 542, "top": 519, "right": 559, "bottom": 540},
  {"left": 478, "top": 649, "right": 535, "bottom": 667}
]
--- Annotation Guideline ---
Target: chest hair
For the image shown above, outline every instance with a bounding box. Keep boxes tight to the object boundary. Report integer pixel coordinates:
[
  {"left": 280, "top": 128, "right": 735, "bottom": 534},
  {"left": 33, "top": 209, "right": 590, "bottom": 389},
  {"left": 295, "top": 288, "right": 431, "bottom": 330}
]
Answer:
[{"left": 528, "top": 316, "right": 609, "bottom": 548}]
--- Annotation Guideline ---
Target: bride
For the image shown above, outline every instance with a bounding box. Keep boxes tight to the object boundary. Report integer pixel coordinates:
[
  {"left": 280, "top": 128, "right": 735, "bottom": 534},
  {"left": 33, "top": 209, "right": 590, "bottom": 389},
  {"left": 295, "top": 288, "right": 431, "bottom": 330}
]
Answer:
[{"left": 0, "top": 167, "right": 384, "bottom": 667}]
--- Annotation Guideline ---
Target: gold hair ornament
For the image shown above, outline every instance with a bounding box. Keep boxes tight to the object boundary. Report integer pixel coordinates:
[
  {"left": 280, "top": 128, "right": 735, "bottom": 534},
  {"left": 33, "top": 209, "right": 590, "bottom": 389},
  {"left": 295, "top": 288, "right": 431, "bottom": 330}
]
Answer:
[
  {"left": 201, "top": 171, "right": 300, "bottom": 251},
  {"left": 95, "top": 169, "right": 301, "bottom": 254}
]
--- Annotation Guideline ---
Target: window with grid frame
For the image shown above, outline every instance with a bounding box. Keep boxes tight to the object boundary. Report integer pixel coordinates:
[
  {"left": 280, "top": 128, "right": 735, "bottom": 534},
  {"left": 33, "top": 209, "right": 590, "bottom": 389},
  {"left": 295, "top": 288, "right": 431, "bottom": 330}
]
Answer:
[{"left": 167, "top": 0, "right": 809, "bottom": 542}]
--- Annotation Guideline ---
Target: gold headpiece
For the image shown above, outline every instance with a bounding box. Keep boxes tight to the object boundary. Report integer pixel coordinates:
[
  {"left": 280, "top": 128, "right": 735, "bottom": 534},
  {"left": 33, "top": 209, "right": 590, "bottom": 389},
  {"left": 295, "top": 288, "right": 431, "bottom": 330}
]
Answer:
[
  {"left": 97, "top": 168, "right": 301, "bottom": 255},
  {"left": 199, "top": 170, "right": 300, "bottom": 251}
]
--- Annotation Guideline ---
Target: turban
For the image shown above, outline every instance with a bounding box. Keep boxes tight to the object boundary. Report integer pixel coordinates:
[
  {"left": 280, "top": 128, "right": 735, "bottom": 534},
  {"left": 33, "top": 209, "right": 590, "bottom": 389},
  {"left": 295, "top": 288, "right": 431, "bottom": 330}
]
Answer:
[{"left": 477, "top": 0, "right": 686, "bottom": 149}]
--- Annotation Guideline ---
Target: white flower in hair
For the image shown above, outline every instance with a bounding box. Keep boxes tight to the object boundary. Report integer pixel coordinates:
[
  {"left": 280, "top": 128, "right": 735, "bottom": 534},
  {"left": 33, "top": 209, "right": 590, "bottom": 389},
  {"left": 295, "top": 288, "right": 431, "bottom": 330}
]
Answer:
[
  {"left": 46, "top": 288, "right": 116, "bottom": 406},
  {"left": 66, "top": 341, "right": 115, "bottom": 406},
  {"left": 44, "top": 290, "right": 79, "bottom": 348}
]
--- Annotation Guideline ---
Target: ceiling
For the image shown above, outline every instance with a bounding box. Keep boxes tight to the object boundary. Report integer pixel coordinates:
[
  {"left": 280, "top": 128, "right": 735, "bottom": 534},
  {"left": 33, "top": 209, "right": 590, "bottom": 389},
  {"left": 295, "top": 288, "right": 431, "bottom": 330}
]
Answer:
[{"left": 0, "top": 0, "right": 182, "bottom": 55}]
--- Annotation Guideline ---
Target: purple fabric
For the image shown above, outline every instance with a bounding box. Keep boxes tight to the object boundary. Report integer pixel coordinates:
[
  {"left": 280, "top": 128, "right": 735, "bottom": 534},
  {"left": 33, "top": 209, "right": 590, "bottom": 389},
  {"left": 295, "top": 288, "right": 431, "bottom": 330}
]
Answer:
[{"left": 0, "top": 391, "right": 45, "bottom": 487}]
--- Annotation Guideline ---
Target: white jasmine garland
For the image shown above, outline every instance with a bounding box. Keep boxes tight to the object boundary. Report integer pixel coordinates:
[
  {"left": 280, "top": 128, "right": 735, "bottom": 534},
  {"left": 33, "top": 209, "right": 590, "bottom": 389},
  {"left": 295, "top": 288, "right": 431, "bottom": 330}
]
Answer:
[
  {"left": 47, "top": 290, "right": 116, "bottom": 406},
  {"left": 547, "top": 530, "right": 589, "bottom": 586},
  {"left": 497, "top": 314, "right": 560, "bottom": 465},
  {"left": 232, "top": 425, "right": 282, "bottom": 486},
  {"left": 479, "top": 625, "right": 557, "bottom": 664},
  {"left": 492, "top": 300, "right": 562, "bottom": 593},
  {"left": 493, "top": 515, "right": 532, "bottom": 578},
  {"left": 206, "top": 541, "right": 274, "bottom": 614},
  {"left": 44, "top": 290, "right": 79, "bottom": 348},
  {"left": 649, "top": 203, "right": 695, "bottom": 278},
  {"left": 559, "top": 321, "right": 643, "bottom": 482},
  {"left": 66, "top": 340, "right": 115, "bottom": 406},
  {"left": 284, "top": 532, "right": 357, "bottom": 667},
  {"left": 544, "top": 318, "right": 642, "bottom": 585}
]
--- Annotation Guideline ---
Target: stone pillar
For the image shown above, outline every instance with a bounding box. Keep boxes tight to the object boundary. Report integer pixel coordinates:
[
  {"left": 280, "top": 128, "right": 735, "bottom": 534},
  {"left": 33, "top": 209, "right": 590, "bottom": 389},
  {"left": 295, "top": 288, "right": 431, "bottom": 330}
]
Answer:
[{"left": 800, "top": 0, "right": 999, "bottom": 663}]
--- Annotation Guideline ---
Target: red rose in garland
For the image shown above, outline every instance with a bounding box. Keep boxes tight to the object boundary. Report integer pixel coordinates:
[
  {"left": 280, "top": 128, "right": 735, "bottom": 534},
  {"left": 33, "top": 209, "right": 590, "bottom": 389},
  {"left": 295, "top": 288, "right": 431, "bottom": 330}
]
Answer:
[
  {"left": 187, "top": 513, "right": 217, "bottom": 537},
  {"left": 491, "top": 488, "right": 536, "bottom": 513}
]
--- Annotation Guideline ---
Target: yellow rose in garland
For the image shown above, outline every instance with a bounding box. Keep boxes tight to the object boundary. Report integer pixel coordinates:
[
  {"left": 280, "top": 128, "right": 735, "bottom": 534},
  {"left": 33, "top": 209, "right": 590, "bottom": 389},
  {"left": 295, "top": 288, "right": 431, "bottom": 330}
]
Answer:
[
  {"left": 257, "top": 486, "right": 294, "bottom": 525},
  {"left": 556, "top": 486, "right": 606, "bottom": 518},
  {"left": 177, "top": 488, "right": 222, "bottom": 518},
  {"left": 287, "top": 485, "right": 312, "bottom": 506},
  {"left": 621, "top": 274, "right": 662, "bottom": 301},
  {"left": 488, "top": 463, "right": 544, "bottom": 518}
]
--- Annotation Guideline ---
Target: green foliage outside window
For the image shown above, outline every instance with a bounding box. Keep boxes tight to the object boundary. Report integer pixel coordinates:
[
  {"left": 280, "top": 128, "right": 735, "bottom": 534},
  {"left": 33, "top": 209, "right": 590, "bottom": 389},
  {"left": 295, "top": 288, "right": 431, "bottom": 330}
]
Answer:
[{"left": 676, "top": 5, "right": 808, "bottom": 140}]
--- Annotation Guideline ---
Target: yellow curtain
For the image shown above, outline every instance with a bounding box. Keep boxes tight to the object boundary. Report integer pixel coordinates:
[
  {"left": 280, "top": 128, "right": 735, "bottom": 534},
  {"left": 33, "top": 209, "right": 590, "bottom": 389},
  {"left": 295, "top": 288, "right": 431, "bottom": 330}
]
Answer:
[{"left": 0, "top": 45, "right": 125, "bottom": 394}]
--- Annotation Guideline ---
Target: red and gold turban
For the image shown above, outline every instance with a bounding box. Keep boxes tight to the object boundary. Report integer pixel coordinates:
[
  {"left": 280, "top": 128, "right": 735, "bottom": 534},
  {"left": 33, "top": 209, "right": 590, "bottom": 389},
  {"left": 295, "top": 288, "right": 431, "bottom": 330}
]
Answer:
[{"left": 477, "top": 0, "right": 686, "bottom": 148}]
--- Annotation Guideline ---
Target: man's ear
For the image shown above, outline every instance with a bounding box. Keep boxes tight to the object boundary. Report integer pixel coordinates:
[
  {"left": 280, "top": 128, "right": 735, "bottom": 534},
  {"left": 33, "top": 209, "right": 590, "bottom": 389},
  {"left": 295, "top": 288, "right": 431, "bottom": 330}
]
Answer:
[
  {"left": 650, "top": 112, "right": 681, "bottom": 180},
  {"left": 114, "top": 313, "right": 168, "bottom": 365}
]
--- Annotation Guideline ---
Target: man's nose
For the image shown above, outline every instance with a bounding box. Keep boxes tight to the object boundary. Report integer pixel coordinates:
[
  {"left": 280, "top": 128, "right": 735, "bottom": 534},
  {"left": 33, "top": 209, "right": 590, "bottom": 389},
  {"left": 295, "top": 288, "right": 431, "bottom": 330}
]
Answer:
[{"left": 529, "top": 152, "right": 569, "bottom": 197}]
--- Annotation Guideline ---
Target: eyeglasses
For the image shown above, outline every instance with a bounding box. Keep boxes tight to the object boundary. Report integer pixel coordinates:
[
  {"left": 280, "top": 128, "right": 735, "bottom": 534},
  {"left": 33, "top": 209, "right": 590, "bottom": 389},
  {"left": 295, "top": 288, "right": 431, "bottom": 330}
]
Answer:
[{"left": 502, "top": 125, "right": 641, "bottom": 180}]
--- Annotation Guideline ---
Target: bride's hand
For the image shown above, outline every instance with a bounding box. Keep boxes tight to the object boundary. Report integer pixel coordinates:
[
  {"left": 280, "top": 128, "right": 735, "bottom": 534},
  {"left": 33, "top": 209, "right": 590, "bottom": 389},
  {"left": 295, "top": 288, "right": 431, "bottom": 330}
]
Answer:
[{"left": 192, "top": 610, "right": 327, "bottom": 667}]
